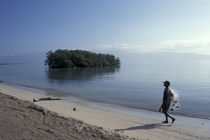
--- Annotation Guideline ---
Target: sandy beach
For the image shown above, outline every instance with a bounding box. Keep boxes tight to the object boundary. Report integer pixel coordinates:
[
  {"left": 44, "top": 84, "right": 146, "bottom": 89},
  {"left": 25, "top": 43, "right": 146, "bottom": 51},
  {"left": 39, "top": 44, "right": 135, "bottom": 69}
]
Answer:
[{"left": 0, "top": 84, "right": 209, "bottom": 140}]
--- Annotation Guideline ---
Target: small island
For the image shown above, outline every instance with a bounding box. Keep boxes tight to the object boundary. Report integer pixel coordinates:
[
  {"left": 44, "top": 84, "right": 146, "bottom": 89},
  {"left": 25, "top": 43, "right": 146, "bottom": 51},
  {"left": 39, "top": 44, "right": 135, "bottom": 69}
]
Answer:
[{"left": 45, "top": 49, "right": 120, "bottom": 69}]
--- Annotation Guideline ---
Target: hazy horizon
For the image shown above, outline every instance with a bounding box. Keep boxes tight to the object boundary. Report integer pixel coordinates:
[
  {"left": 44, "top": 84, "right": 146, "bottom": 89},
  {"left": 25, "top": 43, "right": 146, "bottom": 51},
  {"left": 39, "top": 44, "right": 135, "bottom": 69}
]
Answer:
[{"left": 1, "top": 51, "right": 210, "bottom": 65}]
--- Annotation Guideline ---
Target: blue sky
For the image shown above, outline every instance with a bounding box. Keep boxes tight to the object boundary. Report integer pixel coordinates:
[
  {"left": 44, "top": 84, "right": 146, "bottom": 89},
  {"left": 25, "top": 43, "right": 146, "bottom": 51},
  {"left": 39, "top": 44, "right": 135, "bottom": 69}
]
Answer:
[{"left": 1, "top": 0, "right": 210, "bottom": 56}]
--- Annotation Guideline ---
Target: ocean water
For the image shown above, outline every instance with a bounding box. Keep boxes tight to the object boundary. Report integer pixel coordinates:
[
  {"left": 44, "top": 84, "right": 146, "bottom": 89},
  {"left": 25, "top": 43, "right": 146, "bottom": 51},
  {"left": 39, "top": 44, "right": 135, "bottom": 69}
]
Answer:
[{"left": 0, "top": 52, "right": 210, "bottom": 119}]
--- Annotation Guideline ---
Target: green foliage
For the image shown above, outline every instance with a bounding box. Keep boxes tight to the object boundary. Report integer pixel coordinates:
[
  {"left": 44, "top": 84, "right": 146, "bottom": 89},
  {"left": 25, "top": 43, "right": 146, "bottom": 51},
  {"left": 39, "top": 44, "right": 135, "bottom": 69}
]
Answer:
[{"left": 45, "top": 49, "right": 120, "bottom": 69}]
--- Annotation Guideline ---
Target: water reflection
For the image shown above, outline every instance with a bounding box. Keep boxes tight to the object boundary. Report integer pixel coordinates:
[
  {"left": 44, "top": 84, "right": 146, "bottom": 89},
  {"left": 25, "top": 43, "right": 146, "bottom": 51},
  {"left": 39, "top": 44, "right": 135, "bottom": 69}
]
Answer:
[{"left": 46, "top": 66, "right": 120, "bottom": 81}]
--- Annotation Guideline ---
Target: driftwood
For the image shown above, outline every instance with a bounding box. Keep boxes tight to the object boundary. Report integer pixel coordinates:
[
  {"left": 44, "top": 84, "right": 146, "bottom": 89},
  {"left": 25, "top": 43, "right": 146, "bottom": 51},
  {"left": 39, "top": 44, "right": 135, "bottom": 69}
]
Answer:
[{"left": 33, "top": 97, "right": 61, "bottom": 102}]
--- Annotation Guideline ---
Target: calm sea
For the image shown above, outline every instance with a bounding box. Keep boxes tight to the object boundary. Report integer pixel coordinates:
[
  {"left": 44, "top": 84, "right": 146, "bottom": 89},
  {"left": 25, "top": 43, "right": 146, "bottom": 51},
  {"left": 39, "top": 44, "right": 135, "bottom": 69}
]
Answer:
[{"left": 0, "top": 52, "right": 210, "bottom": 119}]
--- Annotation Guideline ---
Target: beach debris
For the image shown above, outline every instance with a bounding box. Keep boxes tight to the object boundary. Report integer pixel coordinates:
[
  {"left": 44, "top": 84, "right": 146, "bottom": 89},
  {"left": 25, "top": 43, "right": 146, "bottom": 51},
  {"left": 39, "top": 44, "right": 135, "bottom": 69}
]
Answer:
[
  {"left": 33, "top": 97, "right": 61, "bottom": 102},
  {"left": 28, "top": 105, "right": 46, "bottom": 115},
  {"left": 73, "top": 107, "right": 76, "bottom": 111},
  {"left": 9, "top": 96, "right": 16, "bottom": 100}
]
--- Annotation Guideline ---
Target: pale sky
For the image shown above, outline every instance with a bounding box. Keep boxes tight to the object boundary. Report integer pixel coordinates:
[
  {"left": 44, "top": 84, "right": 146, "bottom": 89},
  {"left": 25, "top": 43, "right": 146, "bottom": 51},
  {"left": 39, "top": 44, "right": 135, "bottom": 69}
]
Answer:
[{"left": 1, "top": 0, "right": 210, "bottom": 56}]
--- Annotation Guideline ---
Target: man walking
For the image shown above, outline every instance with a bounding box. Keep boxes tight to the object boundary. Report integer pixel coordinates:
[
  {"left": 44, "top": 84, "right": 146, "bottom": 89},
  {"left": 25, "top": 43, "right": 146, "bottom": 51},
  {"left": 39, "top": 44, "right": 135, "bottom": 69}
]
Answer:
[{"left": 159, "top": 81, "right": 175, "bottom": 124}]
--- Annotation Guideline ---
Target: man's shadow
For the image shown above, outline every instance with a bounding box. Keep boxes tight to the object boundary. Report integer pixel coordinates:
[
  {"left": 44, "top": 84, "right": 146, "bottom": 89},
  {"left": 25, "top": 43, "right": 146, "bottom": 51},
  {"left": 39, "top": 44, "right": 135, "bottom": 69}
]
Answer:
[{"left": 115, "top": 123, "right": 170, "bottom": 131}]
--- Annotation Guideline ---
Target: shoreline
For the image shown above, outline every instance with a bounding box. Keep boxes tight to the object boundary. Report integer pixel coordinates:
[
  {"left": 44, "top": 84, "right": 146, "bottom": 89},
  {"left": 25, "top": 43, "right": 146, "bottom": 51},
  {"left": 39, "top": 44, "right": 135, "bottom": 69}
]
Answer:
[
  {"left": 11, "top": 83, "right": 210, "bottom": 120},
  {"left": 0, "top": 83, "right": 210, "bottom": 139}
]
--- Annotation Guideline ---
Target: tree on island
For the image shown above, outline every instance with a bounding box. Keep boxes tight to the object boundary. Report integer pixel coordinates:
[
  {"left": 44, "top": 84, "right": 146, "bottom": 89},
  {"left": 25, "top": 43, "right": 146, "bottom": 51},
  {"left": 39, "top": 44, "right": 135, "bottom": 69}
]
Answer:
[{"left": 45, "top": 49, "right": 120, "bottom": 69}]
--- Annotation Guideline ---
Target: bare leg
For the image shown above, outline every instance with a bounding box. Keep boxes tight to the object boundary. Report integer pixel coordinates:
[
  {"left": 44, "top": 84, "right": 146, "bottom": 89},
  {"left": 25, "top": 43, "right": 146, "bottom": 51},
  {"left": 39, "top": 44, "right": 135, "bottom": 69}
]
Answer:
[
  {"left": 163, "top": 113, "right": 169, "bottom": 123},
  {"left": 166, "top": 113, "right": 175, "bottom": 124}
]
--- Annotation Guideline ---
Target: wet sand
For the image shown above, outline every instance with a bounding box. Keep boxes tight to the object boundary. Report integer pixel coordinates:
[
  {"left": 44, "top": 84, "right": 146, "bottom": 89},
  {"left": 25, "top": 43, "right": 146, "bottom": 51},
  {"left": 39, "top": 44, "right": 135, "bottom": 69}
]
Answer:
[{"left": 0, "top": 84, "right": 210, "bottom": 140}]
